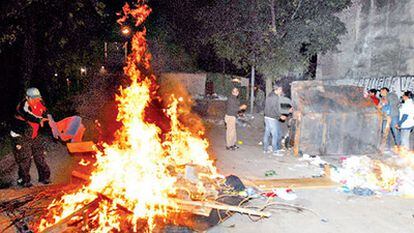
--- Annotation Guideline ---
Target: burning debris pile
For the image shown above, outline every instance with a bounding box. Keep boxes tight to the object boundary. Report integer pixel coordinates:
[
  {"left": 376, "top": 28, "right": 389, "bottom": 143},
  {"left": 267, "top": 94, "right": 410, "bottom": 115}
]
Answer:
[
  {"left": 331, "top": 150, "right": 414, "bottom": 196},
  {"left": 15, "top": 2, "right": 269, "bottom": 232}
]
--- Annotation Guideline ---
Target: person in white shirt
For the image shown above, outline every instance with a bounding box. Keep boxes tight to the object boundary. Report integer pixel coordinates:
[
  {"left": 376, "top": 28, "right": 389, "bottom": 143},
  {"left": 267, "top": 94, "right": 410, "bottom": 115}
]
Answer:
[{"left": 395, "top": 91, "right": 414, "bottom": 150}]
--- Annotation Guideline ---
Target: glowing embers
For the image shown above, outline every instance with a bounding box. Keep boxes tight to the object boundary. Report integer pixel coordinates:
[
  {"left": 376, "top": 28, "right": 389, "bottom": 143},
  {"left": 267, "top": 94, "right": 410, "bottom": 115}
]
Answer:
[{"left": 38, "top": 1, "right": 220, "bottom": 232}]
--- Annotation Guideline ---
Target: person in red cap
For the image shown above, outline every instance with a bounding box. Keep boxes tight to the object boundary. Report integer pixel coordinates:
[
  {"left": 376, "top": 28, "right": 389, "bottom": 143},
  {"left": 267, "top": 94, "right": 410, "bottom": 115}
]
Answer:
[
  {"left": 368, "top": 89, "right": 380, "bottom": 106},
  {"left": 10, "top": 87, "right": 51, "bottom": 187}
]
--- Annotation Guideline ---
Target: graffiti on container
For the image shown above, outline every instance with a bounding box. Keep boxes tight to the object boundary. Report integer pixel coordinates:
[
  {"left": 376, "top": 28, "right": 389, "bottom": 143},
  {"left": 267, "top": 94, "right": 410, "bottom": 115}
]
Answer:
[{"left": 352, "top": 76, "right": 414, "bottom": 95}]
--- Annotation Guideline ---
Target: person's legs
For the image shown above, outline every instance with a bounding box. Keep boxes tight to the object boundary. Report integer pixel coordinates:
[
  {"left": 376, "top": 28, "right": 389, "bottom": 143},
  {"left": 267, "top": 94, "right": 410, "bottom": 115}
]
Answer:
[
  {"left": 263, "top": 118, "right": 273, "bottom": 152},
  {"left": 271, "top": 120, "right": 281, "bottom": 151},
  {"left": 266, "top": 118, "right": 278, "bottom": 151},
  {"left": 13, "top": 135, "right": 32, "bottom": 185},
  {"left": 400, "top": 129, "right": 411, "bottom": 150},
  {"left": 390, "top": 116, "right": 401, "bottom": 146},
  {"left": 382, "top": 119, "right": 392, "bottom": 149},
  {"left": 225, "top": 115, "right": 236, "bottom": 148},
  {"left": 277, "top": 120, "right": 284, "bottom": 150},
  {"left": 32, "top": 136, "right": 50, "bottom": 183}
]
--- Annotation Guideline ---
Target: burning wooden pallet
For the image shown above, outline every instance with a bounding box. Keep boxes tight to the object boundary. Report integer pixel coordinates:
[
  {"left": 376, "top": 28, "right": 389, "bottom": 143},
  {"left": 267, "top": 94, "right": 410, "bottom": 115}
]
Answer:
[
  {"left": 31, "top": 170, "right": 269, "bottom": 232},
  {"left": 0, "top": 173, "right": 270, "bottom": 233}
]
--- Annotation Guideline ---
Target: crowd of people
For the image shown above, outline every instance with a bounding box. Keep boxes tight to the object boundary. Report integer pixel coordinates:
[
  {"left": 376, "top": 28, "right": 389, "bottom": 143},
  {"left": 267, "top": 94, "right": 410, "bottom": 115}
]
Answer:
[
  {"left": 366, "top": 88, "right": 414, "bottom": 151},
  {"left": 225, "top": 85, "right": 292, "bottom": 156},
  {"left": 225, "top": 85, "right": 414, "bottom": 157}
]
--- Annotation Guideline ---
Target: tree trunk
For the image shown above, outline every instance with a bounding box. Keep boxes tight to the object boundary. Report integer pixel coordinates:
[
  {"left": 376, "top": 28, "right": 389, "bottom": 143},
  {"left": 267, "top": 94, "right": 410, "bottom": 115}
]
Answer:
[
  {"left": 265, "top": 75, "right": 273, "bottom": 96},
  {"left": 250, "top": 65, "right": 255, "bottom": 114},
  {"left": 21, "top": 20, "right": 35, "bottom": 89},
  {"left": 269, "top": 0, "right": 276, "bottom": 34}
]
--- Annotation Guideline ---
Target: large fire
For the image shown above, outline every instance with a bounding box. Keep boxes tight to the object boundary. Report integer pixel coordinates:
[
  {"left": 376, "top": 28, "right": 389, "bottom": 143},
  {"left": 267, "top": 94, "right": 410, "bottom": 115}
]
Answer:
[{"left": 38, "top": 1, "right": 221, "bottom": 232}]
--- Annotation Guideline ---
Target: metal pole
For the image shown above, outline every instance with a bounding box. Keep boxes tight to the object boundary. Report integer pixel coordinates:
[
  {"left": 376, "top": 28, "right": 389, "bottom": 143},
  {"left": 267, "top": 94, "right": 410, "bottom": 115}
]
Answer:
[
  {"left": 104, "top": 42, "right": 108, "bottom": 59},
  {"left": 250, "top": 65, "right": 255, "bottom": 114}
]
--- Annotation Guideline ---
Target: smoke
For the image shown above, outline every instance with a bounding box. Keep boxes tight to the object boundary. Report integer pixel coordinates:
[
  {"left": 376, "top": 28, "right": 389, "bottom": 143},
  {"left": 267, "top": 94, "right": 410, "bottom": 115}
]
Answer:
[{"left": 157, "top": 78, "right": 206, "bottom": 138}]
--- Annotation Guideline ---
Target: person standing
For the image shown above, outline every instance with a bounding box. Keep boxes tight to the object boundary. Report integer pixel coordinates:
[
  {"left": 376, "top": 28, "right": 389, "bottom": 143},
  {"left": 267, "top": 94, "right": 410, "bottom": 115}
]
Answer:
[
  {"left": 379, "top": 87, "right": 401, "bottom": 148},
  {"left": 224, "top": 87, "right": 247, "bottom": 150},
  {"left": 10, "top": 88, "right": 51, "bottom": 187},
  {"left": 263, "top": 85, "right": 286, "bottom": 156},
  {"left": 396, "top": 91, "right": 414, "bottom": 150},
  {"left": 367, "top": 89, "right": 380, "bottom": 106}
]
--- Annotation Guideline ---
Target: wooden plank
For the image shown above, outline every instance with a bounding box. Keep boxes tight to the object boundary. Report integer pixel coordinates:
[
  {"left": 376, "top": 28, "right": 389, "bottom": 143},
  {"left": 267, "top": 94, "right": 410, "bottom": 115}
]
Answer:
[
  {"left": 71, "top": 170, "right": 90, "bottom": 181},
  {"left": 172, "top": 199, "right": 271, "bottom": 218},
  {"left": 242, "top": 177, "right": 339, "bottom": 191},
  {"left": 41, "top": 198, "right": 100, "bottom": 233},
  {"left": 67, "top": 141, "right": 95, "bottom": 153},
  {"left": 69, "top": 171, "right": 271, "bottom": 218}
]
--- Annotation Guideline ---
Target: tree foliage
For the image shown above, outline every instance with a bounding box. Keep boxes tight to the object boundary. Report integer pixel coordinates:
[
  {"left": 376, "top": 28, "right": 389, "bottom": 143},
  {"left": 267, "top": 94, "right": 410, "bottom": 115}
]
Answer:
[
  {"left": 198, "top": 0, "right": 351, "bottom": 80},
  {"left": 0, "top": 0, "right": 110, "bottom": 119},
  {"left": 0, "top": 0, "right": 107, "bottom": 91}
]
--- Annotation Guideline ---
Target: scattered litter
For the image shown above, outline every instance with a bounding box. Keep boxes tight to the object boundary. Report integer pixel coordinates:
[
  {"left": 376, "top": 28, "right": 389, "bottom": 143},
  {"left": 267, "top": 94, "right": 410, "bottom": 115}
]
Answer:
[
  {"left": 265, "top": 170, "right": 277, "bottom": 177},
  {"left": 237, "top": 140, "right": 243, "bottom": 145},
  {"left": 300, "top": 154, "right": 327, "bottom": 166},
  {"left": 331, "top": 155, "right": 414, "bottom": 196},
  {"left": 273, "top": 188, "right": 297, "bottom": 201},
  {"left": 321, "top": 218, "right": 329, "bottom": 223},
  {"left": 261, "top": 189, "right": 297, "bottom": 201},
  {"left": 258, "top": 141, "right": 263, "bottom": 146},
  {"left": 225, "top": 175, "right": 246, "bottom": 191},
  {"left": 246, "top": 187, "right": 257, "bottom": 196},
  {"left": 352, "top": 187, "right": 374, "bottom": 196}
]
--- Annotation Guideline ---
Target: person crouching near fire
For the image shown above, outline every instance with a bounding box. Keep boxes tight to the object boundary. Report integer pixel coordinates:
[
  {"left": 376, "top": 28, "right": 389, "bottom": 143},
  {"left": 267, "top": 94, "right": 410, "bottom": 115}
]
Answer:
[
  {"left": 395, "top": 91, "right": 414, "bottom": 151},
  {"left": 10, "top": 88, "right": 51, "bottom": 187}
]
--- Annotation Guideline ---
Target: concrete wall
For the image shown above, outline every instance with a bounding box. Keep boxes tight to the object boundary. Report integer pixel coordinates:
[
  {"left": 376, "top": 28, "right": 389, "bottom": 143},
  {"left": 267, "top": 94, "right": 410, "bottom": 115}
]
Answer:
[{"left": 317, "top": 0, "right": 414, "bottom": 80}]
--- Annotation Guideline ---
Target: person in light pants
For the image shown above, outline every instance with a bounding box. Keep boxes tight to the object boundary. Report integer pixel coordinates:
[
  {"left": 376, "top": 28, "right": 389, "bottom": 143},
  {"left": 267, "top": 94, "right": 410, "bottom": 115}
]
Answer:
[
  {"left": 396, "top": 91, "right": 414, "bottom": 150},
  {"left": 224, "top": 87, "right": 247, "bottom": 150}
]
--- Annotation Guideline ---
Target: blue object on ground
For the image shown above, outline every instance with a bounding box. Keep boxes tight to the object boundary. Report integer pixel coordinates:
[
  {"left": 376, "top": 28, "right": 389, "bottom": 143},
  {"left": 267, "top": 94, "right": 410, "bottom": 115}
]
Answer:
[{"left": 352, "top": 187, "right": 374, "bottom": 196}]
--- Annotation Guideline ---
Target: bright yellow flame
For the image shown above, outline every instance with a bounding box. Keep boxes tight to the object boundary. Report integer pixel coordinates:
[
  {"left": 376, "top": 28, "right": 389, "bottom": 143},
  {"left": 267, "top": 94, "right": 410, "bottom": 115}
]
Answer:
[{"left": 38, "top": 2, "right": 220, "bottom": 232}]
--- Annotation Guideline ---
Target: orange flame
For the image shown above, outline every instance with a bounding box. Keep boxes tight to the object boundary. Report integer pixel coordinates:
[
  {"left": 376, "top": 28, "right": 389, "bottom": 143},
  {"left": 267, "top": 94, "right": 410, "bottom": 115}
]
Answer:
[{"left": 38, "top": 2, "right": 220, "bottom": 232}]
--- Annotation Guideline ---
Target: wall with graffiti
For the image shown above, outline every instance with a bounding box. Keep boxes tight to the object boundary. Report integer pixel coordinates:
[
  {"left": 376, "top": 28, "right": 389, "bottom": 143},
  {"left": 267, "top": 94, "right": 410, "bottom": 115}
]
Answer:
[{"left": 323, "top": 76, "right": 414, "bottom": 97}]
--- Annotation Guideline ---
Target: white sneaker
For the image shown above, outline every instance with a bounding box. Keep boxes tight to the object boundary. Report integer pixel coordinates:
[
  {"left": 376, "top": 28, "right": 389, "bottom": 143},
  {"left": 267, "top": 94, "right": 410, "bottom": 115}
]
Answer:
[{"left": 273, "top": 151, "right": 284, "bottom": 157}]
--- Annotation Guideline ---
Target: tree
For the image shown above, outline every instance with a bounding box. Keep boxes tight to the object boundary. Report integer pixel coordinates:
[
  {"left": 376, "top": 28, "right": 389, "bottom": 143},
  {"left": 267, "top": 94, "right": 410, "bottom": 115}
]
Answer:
[
  {"left": 0, "top": 0, "right": 106, "bottom": 91},
  {"left": 198, "top": 0, "right": 351, "bottom": 93},
  {"left": 0, "top": 0, "right": 109, "bottom": 119}
]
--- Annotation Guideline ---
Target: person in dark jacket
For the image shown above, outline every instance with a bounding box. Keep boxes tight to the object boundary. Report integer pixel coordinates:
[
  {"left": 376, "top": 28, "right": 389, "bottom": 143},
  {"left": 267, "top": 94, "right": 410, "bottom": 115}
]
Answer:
[
  {"left": 10, "top": 88, "right": 51, "bottom": 187},
  {"left": 379, "top": 87, "right": 401, "bottom": 149},
  {"left": 225, "top": 87, "right": 247, "bottom": 150},
  {"left": 263, "top": 85, "right": 286, "bottom": 156}
]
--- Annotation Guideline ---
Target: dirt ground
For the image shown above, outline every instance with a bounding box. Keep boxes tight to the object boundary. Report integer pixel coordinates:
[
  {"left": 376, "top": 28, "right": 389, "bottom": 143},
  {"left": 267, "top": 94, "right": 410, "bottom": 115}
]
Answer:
[
  {"left": 1, "top": 113, "right": 414, "bottom": 233},
  {"left": 206, "top": 114, "right": 414, "bottom": 233}
]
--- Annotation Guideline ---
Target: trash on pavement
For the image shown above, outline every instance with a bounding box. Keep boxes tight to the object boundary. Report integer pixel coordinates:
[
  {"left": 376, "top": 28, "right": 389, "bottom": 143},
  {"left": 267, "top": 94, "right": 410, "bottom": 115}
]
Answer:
[{"left": 265, "top": 170, "right": 277, "bottom": 177}]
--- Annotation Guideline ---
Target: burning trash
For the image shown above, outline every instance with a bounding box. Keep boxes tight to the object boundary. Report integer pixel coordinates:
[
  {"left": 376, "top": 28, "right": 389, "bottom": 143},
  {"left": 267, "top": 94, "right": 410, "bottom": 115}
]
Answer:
[
  {"left": 29, "top": 1, "right": 269, "bottom": 232},
  {"left": 331, "top": 150, "right": 414, "bottom": 197}
]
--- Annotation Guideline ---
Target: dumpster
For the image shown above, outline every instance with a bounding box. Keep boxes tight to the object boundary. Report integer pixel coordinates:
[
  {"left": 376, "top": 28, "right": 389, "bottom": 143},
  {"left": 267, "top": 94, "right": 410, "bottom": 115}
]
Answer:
[{"left": 291, "top": 81, "right": 381, "bottom": 156}]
